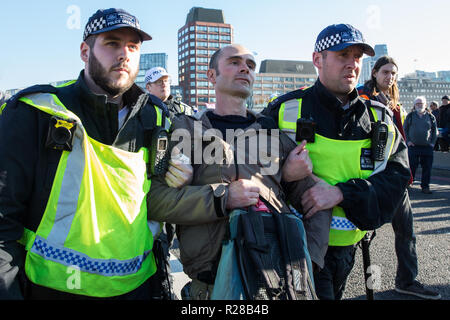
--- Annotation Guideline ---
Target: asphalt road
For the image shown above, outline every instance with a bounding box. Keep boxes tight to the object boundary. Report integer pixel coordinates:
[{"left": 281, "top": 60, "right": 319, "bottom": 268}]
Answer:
[
  {"left": 342, "top": 168, "right": 450, "bottom": 300},
  {"left": 170, "top": 167, "right": 450, "bottom": 301}
]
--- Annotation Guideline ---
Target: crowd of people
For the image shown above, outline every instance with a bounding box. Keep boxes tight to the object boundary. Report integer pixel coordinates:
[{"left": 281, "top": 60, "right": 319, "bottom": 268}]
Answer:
[{"left": 0, "top": 8, "right": 444, "bottom": 301}]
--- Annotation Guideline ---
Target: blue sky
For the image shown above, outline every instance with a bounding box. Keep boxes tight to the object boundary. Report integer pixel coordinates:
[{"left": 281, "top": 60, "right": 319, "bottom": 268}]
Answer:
[{"left": 1, "top": 0, "right": 449, "bottom": 90}]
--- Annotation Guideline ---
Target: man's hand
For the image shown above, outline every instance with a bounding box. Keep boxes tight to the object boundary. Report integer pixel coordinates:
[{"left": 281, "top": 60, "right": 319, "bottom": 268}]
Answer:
[
  {"left": 226, "top": 179, "right": 260, "bottom": 210},
  {"left": 282, "top": 140, "right": 312, "bottom": 182},
  {"left": 301, "top": 178, "right": 343, "bottom": 219},
  {"left": 165, "top": 156, "right": 193, "bottom": 188}
]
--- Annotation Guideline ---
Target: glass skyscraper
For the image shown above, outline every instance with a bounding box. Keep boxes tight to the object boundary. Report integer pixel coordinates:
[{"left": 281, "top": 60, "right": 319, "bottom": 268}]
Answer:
[{"left": 135, "top": 53, "right": 168, "bottom": 89}]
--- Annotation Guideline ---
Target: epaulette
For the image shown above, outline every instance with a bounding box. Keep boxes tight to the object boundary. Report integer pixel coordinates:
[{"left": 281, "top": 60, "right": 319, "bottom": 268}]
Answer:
[
  {"left": 6, "top": 84, "right": 58, "bottom": 109},
  {"left": 364, "top": 98, "right": 393, "bottom": 119},
  {"left": 266, "top": 86, "right": 311, "bottom": 110}
]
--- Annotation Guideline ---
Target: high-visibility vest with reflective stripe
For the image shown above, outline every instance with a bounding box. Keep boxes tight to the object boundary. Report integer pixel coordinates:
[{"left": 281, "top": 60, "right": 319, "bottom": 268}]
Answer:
[
  {"left": 278, "top": 98, "right": 396, "bottom": 246},
  {"left": 17, "top": 92, "right": 161, "bottom": 297},
  {"left": 399, "top": 104, "right": 407, "bottom": 125}
]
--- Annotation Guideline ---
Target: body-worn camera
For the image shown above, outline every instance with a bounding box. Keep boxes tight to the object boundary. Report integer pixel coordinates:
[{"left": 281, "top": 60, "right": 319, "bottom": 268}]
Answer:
[
  {"left": 149, "top": 126, "right": 169, "bottom": 176},
  {"left": 296, "top": 118, "right": 316, "bottom": 143},
  {"left": 45, "top": 116, "right": 77, "bottom": 151},
  {"left": 371, "top": 120, "right": 389, "bottom": 161}
]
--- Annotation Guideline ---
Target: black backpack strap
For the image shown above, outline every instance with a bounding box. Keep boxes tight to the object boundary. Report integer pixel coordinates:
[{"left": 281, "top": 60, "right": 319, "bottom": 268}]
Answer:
[
  {"left": 236, "top": 207, "right": 282, "bottom": 299},
  {"left": 273, "top": 213, "right": 312, "bottom": 300}
]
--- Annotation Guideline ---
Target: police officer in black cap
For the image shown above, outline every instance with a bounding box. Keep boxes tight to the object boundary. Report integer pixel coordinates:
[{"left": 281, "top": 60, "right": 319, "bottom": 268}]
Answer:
[
  {"left": 263, "top": 24, "right": 411, "bottom": 300},
  {"left": 0, "top": 8, "right": 192, "bottom": 300}
]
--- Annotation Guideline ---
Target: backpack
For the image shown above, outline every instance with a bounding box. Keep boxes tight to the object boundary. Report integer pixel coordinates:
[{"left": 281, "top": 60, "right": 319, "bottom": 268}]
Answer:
[{"left": 211, "top": 202, "right": 317, "bottom": 300}]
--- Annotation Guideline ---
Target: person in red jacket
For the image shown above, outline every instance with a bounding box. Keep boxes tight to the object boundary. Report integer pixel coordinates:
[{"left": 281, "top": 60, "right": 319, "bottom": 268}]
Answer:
[{"left": 358, "top": 56, "right": 440, "bottom": 299}]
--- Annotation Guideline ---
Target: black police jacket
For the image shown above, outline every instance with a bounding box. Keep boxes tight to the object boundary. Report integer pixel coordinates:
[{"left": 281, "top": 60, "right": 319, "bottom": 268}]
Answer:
[
  {"left": 262, "top": 79, "right": 411, "bottom": 232},
  {"left": 0, "top": 71, "right": 167, "bottom": 299}
]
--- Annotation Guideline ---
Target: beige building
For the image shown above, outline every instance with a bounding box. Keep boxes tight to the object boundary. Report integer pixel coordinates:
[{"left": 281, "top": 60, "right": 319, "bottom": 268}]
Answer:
[
  {"left": 250, "top": 60, "right": 318, "bottom": 112},
  {"left": 398, "top": 77, "right": 450, "bottom": 112}
]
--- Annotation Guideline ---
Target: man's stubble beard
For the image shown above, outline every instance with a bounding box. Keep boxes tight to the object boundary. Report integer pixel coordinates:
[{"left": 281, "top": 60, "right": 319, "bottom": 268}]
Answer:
[{"left": 88, "top": 51, "right": 138, "bottom": 97}]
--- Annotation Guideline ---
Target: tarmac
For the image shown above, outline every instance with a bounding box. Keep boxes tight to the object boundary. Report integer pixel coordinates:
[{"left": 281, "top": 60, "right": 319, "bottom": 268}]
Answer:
[
  {"left": 343, "top": 151, "right": 450, "bottom": 300},
  {"left": 170, "top": 152, "right": 450, "bottom": 301}
]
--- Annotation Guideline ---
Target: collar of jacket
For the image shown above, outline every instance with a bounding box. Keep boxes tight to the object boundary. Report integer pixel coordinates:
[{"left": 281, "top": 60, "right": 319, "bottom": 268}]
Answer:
[
  {"left": 193, "top": 108, "right": 270, "bottom": 129},
  {"left": 74, "top": 70, "right": 147, "bottom": 115},
  {"left": 314, "top": 79, "right": 360, "bottom": 112}
]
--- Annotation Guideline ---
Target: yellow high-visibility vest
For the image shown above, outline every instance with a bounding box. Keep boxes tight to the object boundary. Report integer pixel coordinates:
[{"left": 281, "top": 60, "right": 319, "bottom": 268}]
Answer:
[
  {"left": 17, "top": 92, "right": 162, "bottom": 297},
  {"left": 278, "top": 98, "right": 396, "bottom": 246}
]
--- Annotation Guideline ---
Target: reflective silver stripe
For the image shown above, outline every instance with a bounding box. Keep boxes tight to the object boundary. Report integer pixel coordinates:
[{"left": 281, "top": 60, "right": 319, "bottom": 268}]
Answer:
[
  {"left": 282, "top": 99, "right": 300, "bottom": 125},
  {"left": 26, "top": 93, "right": 67, "bottom": 112},
  {"left": 46, "top": 131, "right": 85, "bottom": 245},
  {"left": 280, "top": 99, "right": 301, "bottom": 141},
  {"left": 20, "top": 93, "right": 86, "bottom": 245},
  {"left": 164, "top": 117, "right": 171, "bottom": 131},
  {"left": 30, "top": 235, "right": 151, "bottom": 276},
  {"left": 330, "top": 216, "right": 357, "bottom": 231}
]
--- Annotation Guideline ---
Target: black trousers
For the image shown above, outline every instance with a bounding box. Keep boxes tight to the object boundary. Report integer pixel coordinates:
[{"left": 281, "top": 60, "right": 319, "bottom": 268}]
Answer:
[
  {"left": 313, "top": 245, "right": 357, "bottom": 300},
  {"left": 392, "top": 190, "right": 418, "bottom": 287}
]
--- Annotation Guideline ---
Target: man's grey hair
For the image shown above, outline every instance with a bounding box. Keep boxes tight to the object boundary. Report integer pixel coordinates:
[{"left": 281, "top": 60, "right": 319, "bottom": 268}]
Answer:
[{"left": 414, "top": 95, "right": 426, "bottom": 104}]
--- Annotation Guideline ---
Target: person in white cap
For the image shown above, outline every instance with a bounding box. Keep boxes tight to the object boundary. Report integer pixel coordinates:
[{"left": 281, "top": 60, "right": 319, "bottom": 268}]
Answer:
[{"left": 145, "top": 67, "right": 194, "bottom": 118}]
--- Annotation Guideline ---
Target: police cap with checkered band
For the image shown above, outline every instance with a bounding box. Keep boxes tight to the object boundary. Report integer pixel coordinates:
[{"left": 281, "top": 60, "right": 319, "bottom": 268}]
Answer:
[
  {"left": 314, "top": 24, "right": 374, "bottom": 56},
  {"left": 83, "top": 8, "right": 152, "bottom": 42}
]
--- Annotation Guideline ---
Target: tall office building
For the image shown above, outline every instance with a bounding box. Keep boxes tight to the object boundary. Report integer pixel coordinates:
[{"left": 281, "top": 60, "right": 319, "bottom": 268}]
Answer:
[
  {"left": 178, "top": 7, "right": 233, "bottom": 109},
  {"left": 398, "top": 76, "right": 450, "bottom": 111},
  {"left": 359, "top": 44, "right": 388, "bottom": 85},
  {"left": 135, "top": 53, "right": 168, "bottom": 89},
  {"left": 251, "top": 60, "right": 318, "bottom": 111}
]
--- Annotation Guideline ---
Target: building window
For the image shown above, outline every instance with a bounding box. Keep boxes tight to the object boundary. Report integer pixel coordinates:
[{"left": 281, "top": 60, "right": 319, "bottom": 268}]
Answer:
[{"left": 197, "top": 81, "right": 209, "bottom": 87}]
